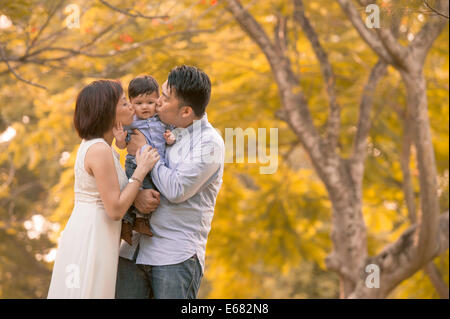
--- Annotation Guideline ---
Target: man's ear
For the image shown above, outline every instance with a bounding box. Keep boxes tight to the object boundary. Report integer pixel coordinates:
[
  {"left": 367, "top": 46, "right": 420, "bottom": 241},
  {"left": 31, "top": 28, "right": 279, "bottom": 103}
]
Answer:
[{"left": 181, "top": 106, "right": 194, "bottom": 118}]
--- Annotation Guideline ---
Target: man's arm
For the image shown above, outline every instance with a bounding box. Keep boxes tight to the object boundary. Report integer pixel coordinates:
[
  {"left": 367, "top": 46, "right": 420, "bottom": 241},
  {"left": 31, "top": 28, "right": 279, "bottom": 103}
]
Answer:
[
  {"left": 151, "top": 139, "right": 223, "bottom": 204},
  {"left": 134, "top": 189, "right": 160, "bottom": 214}
]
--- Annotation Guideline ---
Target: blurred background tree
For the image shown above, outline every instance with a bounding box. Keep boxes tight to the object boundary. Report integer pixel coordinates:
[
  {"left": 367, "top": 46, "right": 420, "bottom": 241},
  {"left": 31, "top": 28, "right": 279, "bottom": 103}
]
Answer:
[{"left": 0, "top": 0, "right": 448, "bottom": 298}]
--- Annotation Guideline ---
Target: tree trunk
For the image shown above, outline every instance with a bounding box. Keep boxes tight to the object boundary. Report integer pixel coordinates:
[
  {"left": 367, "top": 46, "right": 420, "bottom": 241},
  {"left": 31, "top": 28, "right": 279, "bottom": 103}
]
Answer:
[
  {"left": 398, "top": 103, "right": 449, "bottom": 299},
  {"left": 400, "top": 70, "right": 441, "bottom": 263},
  {"left": 225, "top": 0, "right": 449, "bottom": 298},
  {"left": 348, "top": 212, "right": 449, "bottom": 298},
  {"left": 325, "top": 166, "right": 368, "bottom": 298},
  {"left": 347, "top": 69, "right": 446, "bottom": 299}
]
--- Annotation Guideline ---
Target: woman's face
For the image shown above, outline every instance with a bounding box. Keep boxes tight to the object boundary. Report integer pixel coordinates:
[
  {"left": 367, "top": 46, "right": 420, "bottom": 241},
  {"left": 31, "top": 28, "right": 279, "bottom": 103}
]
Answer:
[{"left": 115, "top": 93, "right": 134, "bottom": 126}]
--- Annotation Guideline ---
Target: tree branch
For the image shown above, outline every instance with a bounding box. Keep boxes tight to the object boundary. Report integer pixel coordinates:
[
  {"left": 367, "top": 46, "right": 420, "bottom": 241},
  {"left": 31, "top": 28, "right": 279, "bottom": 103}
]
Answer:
[
  {"left": 424, "top": 0, "right": 450, "bottom": 19},
  {"left": 398, "top": 107, "right": 449, "bottom": 299},
  {"left": 335, "top": 0, "right": 395, "bottom": 65},
  {"left": 274, "top": 14, "right": 288, "bottom": 55},
  {"left": 224, "top": 0, "right": 280, "bottom": 70},
  {"left": 355, "top": 0, "right": 410, "bottom": 69},
  {"left": 398, "top": 111, "right": 418, "bottom": 224},
  {"left": 410, "top": 0, "right": 449, "bottom": 67},
  {"left": 21, "top": 23, "right": 118, "bottom": 61},
  {"left": 25, "top": 0, "right": 65, "bottom": 56},
  {"left": 424, "top": 262, "right": 450, "bottom": 299},
  {"left": 374, "top": 27, "right": 410, "bottom": 70},
  {"left": 225, "top": 0, "right": 328, "bottom": 172},
  {"left": 350, "top": 60, "right": 387, "bottom": 198},
  {"left": 1, "top": 26, "right": 218, "bottom": 75},
  {"left": 0, "top": 44, "right": 48, "bottom": 90},
  {"left": 98, "top": 0, "right": 169, "bottom": 20},
  {"left": 293, "top": 0, "right": 341, "bottom": 155}
]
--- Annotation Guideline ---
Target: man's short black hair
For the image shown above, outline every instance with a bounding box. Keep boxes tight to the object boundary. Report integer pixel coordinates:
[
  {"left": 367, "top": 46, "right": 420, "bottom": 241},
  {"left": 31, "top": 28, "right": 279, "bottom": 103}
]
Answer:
[
  {"left": 167, "top": 65, "right": 211, "bottom": 117},
  {"left": 128, "top": 75, "right": 159, "bottom": 100}
]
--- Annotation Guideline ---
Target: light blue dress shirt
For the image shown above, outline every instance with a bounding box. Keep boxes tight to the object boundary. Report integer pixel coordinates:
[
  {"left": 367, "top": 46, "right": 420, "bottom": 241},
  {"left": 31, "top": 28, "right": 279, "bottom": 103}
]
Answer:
[
  {"left": 119, "top": 113, "right": 225, "bottom": 273},
  {"left": 124, "top": 114, "right": 173, "bottom": 166}
]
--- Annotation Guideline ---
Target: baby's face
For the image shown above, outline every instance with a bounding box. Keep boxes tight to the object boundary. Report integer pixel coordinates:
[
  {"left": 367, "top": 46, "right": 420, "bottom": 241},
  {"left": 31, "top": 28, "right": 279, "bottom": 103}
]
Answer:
[{"left": 130, "top": 91, "right": 159, "bottom": 119}]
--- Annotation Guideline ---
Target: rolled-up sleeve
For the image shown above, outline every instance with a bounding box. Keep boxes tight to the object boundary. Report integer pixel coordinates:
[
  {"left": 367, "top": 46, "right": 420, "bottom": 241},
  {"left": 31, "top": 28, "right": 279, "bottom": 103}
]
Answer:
[{"left": 151, "top": 139, "right": 222, "bottom": 204}]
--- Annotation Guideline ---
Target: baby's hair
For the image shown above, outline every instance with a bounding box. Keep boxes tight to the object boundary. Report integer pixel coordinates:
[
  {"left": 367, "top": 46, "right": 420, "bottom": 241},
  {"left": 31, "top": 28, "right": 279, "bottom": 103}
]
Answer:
[{"left": 128, "top": 75, "right": 159, "bottom": 100}]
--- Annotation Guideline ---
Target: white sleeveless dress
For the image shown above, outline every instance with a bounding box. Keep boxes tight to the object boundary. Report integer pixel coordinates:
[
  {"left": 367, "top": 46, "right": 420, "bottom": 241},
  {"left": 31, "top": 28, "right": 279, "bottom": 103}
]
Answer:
[{"left": 47, "top": 138, "right": 128, "bottom": 299}]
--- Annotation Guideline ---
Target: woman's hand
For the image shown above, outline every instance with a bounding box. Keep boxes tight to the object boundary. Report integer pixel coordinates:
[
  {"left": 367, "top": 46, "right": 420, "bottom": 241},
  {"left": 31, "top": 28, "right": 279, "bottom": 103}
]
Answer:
[{"left": 135, "top": 145, "right": 160, "bottom": 175}]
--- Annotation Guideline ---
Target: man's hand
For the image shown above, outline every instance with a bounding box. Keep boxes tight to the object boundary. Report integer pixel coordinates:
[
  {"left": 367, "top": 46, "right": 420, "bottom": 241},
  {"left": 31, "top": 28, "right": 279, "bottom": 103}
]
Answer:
[
  {"left": 134, "top": 189, "right": 160, "bottom": 214},
  {"left": 127, "top": 129, "right": 147, "bottom": 156}
]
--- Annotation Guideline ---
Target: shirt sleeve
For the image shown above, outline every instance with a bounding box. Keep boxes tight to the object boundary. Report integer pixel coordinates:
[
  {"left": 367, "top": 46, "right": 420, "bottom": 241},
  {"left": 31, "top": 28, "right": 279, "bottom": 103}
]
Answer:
[{"left": 151, "top": 139, "right": 222, "bottom": 204}]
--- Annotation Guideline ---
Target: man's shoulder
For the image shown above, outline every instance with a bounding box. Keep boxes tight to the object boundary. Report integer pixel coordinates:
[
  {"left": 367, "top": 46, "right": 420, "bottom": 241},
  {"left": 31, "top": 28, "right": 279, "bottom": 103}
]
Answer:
[
  {"left": 198, "top": 124, "right": 225, "bottom": 165},
  {"left": 200, "top": 128, "right": 224, "bottom": 157},
  {"left": 203, "top": 122, "right": 224, "bottom": 146}
]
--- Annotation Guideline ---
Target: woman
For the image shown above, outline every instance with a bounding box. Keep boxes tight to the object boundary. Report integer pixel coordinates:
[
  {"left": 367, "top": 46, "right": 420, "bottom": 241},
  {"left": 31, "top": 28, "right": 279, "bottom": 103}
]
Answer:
[{"left": 47, "top": 80, "right": 160, "bottom": 298}]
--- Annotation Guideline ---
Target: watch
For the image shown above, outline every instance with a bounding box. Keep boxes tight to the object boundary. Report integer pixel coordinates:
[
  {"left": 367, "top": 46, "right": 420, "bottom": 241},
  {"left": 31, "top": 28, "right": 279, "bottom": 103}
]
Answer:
[{"left": 128, "top": 176, "right": 142, "bottom": 185}]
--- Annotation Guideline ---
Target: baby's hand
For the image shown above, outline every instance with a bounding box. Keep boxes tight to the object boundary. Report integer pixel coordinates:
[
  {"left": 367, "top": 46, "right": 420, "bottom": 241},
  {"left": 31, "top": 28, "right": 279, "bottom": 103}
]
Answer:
[
  {"left": 113, "top": 122, "right": 127, "bottom": 145},
  {"left": 164, "top": 130, "right": 176, "bottom": 145}
]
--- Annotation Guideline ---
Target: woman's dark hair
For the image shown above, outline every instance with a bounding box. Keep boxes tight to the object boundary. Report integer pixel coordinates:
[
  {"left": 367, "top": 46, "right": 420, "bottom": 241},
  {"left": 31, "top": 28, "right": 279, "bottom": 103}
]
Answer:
[
  {"left": 128, "top": 75, "right": 159, "bottom": 100},
  {"left": 74, "top": 79, "right": 123, "bottom": 139},
  {"left": 167, "top": 65, "right": 211, "bottom": 117}
]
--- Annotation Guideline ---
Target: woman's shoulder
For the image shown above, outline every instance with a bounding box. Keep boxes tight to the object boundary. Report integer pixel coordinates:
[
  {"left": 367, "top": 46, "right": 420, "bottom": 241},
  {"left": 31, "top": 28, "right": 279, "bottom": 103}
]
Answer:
[
  {"left": 83, "top": 139, "right": 114, "bottom": 175},
  {"left": 77, "top": 138, "right": 110, "bottom": 159},
  {"left": 85, "top": 140, "right": 111, "bottom": 158}
]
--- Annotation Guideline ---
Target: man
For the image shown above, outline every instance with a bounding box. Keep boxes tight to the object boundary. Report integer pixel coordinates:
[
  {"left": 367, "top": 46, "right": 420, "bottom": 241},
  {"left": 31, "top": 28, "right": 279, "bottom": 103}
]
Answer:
[{"left": 115, "top": 65, "right": 225, "bottom": 299}]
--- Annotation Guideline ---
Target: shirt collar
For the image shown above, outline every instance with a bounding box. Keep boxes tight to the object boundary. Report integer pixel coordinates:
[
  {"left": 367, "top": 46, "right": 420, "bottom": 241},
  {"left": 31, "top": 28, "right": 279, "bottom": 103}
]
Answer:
[
  {"left": 183, "top": 113, "right": 208, "bottom": 135},
  {"left": 170, "top": 113, "right": 207, "bottom": 139},
  {"left": 134, "top": 114, "right": 159, "bottom": 121}
]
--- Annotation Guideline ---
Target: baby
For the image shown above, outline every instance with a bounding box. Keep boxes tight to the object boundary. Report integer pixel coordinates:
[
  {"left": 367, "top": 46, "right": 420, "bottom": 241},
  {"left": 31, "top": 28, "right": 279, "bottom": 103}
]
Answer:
[{"left": 114, "top": 75, "right": 176, "bottom": 245}]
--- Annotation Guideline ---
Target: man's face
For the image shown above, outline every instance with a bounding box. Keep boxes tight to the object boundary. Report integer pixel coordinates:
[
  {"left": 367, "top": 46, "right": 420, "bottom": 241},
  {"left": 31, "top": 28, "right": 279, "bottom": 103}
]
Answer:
[
  {"left": 130, "top": 91, "right": 159, "bottom": 119},
  {"left": 156, "top": 81, "right": 183, "bottom": 126}
]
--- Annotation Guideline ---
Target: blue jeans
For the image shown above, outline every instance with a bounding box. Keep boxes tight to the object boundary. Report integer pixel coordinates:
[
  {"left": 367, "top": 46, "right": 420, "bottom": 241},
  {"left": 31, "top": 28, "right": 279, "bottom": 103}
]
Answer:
[{"left": 115, "top": 253, "right": 203, "bottom": 299}]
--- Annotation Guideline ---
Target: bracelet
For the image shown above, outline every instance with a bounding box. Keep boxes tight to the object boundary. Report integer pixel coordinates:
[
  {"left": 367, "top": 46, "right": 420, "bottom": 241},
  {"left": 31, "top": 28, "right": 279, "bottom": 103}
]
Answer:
[{"left": 129, "top": 176, "right": 143, "bottom": 185}]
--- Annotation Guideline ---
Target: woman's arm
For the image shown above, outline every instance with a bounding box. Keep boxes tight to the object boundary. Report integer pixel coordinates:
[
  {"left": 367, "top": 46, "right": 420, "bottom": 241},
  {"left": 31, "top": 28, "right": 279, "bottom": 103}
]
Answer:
[{"left": 85, "top": 143, "right": 159, "bottom": 221}]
